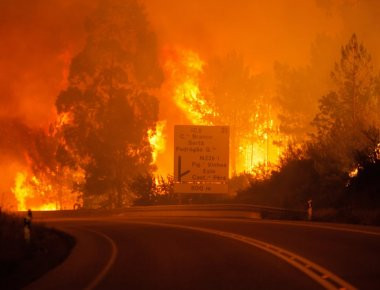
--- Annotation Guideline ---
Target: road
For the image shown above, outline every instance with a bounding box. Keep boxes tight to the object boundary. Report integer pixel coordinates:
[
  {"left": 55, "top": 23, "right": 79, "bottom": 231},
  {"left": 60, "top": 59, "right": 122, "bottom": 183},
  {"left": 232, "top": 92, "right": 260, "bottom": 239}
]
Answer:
[{"left": 26, "top": 208, "right": 380, "bottom": 290}]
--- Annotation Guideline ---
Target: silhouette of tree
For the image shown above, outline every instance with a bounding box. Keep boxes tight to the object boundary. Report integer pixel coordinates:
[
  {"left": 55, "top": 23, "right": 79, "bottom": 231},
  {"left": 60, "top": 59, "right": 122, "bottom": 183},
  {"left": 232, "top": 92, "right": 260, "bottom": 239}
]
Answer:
[
  {"left": 312, "top": 34, "right": 379, "bottom": 173},
  {"left": 55, "top": 0, "right": 163, "bottom": 208}
]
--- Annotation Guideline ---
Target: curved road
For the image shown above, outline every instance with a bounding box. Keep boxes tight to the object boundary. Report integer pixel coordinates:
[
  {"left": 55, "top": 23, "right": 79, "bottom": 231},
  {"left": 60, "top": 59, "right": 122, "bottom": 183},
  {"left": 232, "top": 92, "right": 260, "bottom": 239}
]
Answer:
[{"left": 26, "top": 211, "right": 380, "bottom": 290}]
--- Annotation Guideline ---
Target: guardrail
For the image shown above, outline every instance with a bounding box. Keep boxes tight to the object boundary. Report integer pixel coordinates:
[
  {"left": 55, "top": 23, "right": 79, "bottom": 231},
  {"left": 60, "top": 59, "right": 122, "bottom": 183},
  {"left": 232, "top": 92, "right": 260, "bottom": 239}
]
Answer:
[
  {"left": 31, "top": 203, "right": 306, "bottom": 221},
  {"left": 129, "top": 204, "right": 306, "bottom": 220}
]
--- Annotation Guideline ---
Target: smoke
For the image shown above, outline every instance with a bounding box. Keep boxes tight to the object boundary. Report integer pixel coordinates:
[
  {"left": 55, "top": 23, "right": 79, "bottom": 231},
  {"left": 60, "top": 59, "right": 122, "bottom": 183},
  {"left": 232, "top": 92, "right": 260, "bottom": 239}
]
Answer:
[
  {"left": 144, "top": 0, "right": 380, "bottom": 70},
  {"left": 144, "top": 0, "right": 340, "bottom": 71},
  {"left": 0, "top": 0, "right": 93, "bottom": 126}
]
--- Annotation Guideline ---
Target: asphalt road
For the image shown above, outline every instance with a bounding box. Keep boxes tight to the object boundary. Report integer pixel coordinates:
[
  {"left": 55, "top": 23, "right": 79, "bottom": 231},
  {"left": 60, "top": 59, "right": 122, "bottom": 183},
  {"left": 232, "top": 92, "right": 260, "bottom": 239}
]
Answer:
[{"left": 26, "top": 210, "right": 380, "bottom": 290}]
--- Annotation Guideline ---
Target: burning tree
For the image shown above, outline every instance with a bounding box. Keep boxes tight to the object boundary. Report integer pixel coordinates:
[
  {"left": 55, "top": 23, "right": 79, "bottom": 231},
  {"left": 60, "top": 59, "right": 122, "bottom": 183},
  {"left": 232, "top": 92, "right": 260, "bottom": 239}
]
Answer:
[
  {"left": 55, "top": 0, "right": 163, "bottom": 208},
  {"left": 162, "top": 49, "right": 284, "bottom": 177}
]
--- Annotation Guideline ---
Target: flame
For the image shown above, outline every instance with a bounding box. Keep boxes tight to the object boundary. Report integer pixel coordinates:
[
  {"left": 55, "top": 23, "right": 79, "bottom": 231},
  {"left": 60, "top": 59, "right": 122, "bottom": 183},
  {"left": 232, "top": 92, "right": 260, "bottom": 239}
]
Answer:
[
  {"left": 148, "top": 120, "right": 166, "bottom": 164},
  {"left": 160, "top": 48, "right": 286, "bottom": 178},
  {"left": 237, "top": 107, "right": 284, "bottom": 174},
  {"left": 36, "top": 203, "right": 57, "bottom": 211},
  {"left": 12, "top": 171, "right": 57, "bottom": 211},
  {"left": 163, "top": 48, "right": 216, "bottom": 125},
  {"left": 56, "top": 111, "right": 73, "bottom": 128},
  {"left": 11, "top": 167, "right": 84, "bottom": 211},
  {"left": 12, "top": 172, "right": 28, "bottom": 211},
  {"left": 349, "top": 167, "right": 359, "bottom": 178},
  {"left": 9, "top": 46, "right": 289, "bottom": 211}
]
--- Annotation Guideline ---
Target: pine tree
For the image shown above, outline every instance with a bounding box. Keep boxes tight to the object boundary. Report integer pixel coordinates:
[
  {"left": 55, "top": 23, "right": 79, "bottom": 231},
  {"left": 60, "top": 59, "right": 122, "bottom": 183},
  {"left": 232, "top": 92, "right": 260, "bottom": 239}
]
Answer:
[{"left": 312, "top": 34, "right": 379, "bottom": 173}]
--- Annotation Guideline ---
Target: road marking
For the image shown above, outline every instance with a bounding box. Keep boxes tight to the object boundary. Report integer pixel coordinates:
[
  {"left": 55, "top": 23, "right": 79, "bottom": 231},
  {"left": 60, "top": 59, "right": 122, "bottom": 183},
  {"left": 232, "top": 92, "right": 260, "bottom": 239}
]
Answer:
[
  {"left": 126, "top": 221, "right": 357, "bottom": 290},
  {"left": 83, "top": 229, "right": 118, "bottom": 290},
  {"left": 181, "top": 217, "right": 380, "bottom": 237},
  {"left": 243, "top": 219, "right": 380, "bottom": 237}
]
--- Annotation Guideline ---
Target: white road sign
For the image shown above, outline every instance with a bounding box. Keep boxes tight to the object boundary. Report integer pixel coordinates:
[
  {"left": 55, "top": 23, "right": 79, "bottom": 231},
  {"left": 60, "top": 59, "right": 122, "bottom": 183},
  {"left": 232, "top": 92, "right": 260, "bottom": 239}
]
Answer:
[{"left": 174, "top": 125, "right": 229, "bottom": 193}]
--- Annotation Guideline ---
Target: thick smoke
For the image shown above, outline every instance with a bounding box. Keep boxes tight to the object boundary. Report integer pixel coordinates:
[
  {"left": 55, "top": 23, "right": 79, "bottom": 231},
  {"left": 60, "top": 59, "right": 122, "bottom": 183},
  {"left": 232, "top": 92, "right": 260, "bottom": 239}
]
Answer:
[{"left": 0, "top": 0, "right": 93, "bottom": 126}]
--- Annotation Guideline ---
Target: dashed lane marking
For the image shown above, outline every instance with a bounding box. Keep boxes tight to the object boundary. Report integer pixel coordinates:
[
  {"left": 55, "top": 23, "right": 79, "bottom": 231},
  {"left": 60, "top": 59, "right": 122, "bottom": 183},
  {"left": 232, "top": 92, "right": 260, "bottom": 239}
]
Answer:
[
  {"left": 264, "top": 220, "right": 380, "bottom": 237},
  {"left": 177, "top": 217, "right": 380, "bottom": 237},
  {"left": 125, "top": 221, "right": 357, "bottom": 290}
]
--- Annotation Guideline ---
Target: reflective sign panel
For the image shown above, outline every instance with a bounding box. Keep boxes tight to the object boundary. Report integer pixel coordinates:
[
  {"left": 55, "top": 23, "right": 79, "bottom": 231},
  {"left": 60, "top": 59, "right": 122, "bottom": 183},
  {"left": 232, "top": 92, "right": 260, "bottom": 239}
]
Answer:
[{"left": 174, "top": 125, "right": 229, "bottom": 193}]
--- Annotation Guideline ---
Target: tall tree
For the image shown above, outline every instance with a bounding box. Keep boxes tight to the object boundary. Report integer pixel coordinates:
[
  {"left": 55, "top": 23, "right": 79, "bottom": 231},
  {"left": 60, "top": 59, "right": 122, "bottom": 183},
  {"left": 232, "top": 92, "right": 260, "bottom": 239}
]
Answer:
[
  {"left": 55, "top": 0, "right": 163, "bottom": 208},
  {"left": 312, "top": 34, "right": 379, "bottom": 173}
]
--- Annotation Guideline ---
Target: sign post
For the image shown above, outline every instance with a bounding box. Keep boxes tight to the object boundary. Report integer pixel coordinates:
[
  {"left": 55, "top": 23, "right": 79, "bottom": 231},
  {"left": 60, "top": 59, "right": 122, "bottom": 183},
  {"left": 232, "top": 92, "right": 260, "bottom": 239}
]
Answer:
[{"left": 174, "top": 125, "right": 229, "bottom": 194}]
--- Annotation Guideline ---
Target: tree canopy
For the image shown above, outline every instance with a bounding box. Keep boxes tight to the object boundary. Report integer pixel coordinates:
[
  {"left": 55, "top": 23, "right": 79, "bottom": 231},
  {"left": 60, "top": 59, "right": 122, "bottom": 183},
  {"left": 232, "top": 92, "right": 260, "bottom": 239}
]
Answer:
[
  {"left": 55, "top": 0, "right": 163, "bottom": 208},
  {"left": 311, "top": 34, "right": 380, "bottom": 173}
]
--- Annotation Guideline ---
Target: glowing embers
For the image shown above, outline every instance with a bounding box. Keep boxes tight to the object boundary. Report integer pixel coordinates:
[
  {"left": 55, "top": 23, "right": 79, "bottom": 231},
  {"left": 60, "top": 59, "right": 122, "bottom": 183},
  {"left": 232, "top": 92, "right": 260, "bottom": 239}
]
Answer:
[
  {"left": 349, "top": 167, "right": 359, "bottom": 178},
  {"left": 163, "top": 48, "right": 216, "bottom": 125}
]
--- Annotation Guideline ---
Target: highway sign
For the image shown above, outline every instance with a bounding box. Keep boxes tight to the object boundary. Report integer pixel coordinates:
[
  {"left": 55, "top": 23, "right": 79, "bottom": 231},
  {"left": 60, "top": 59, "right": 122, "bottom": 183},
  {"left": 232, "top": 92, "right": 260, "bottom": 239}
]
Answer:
[{"left": 174, "top": 125, "right": 229, "bottom": 193}]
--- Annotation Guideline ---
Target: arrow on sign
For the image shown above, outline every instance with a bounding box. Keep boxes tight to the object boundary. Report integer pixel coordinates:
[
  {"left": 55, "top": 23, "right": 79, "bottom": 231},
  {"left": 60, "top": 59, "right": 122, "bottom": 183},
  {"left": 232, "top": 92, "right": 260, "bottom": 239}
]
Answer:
[{"left": 178, "top": 156, "right": 190, "bottom": 182}]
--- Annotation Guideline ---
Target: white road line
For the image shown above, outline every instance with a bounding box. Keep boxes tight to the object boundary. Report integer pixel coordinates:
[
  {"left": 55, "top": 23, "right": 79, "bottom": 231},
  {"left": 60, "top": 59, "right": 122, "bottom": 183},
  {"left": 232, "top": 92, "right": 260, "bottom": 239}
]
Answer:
[
  {"left": 83, "top": 229, "right": 118, "bottom": 290},
  {"left": 125, "top": 221, "right": 357, "bottom": 290},
  {"left": 241, "top": 219, "right": 380, "bottom": 237},
  {"left": 179, "top": 217, "right": 380, "bottom": 237}
]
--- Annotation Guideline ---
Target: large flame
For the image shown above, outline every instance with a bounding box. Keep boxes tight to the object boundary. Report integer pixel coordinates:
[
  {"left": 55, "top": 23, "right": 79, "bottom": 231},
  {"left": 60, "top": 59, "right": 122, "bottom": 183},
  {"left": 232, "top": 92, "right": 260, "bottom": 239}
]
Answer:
[
  {"left": 11, "top": 165, "right": 84, "bottom": 211},
  {"left": 163, "top": 48, "right": 217, "bottom": 125},
  {"left": 148, "top": 120, "right": 167, "bottom": 164},
  {"left": 8, "top": 46, "right": 287, "bottom": 211},
  {"left": 12, "top": 171, "right": 57, "bottom": 211},
  {"left": 159, "top": 48, "right": 286, "bottom": 177},
  {"left": 237, "top": 105, "right": 284, "bottom": 175}
]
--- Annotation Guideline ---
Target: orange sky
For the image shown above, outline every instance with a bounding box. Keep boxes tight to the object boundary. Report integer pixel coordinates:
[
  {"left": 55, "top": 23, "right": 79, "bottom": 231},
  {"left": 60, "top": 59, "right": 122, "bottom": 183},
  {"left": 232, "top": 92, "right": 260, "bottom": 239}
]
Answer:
[{"left": 144, "top": 0, "right": 345, "bottom": 71}]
